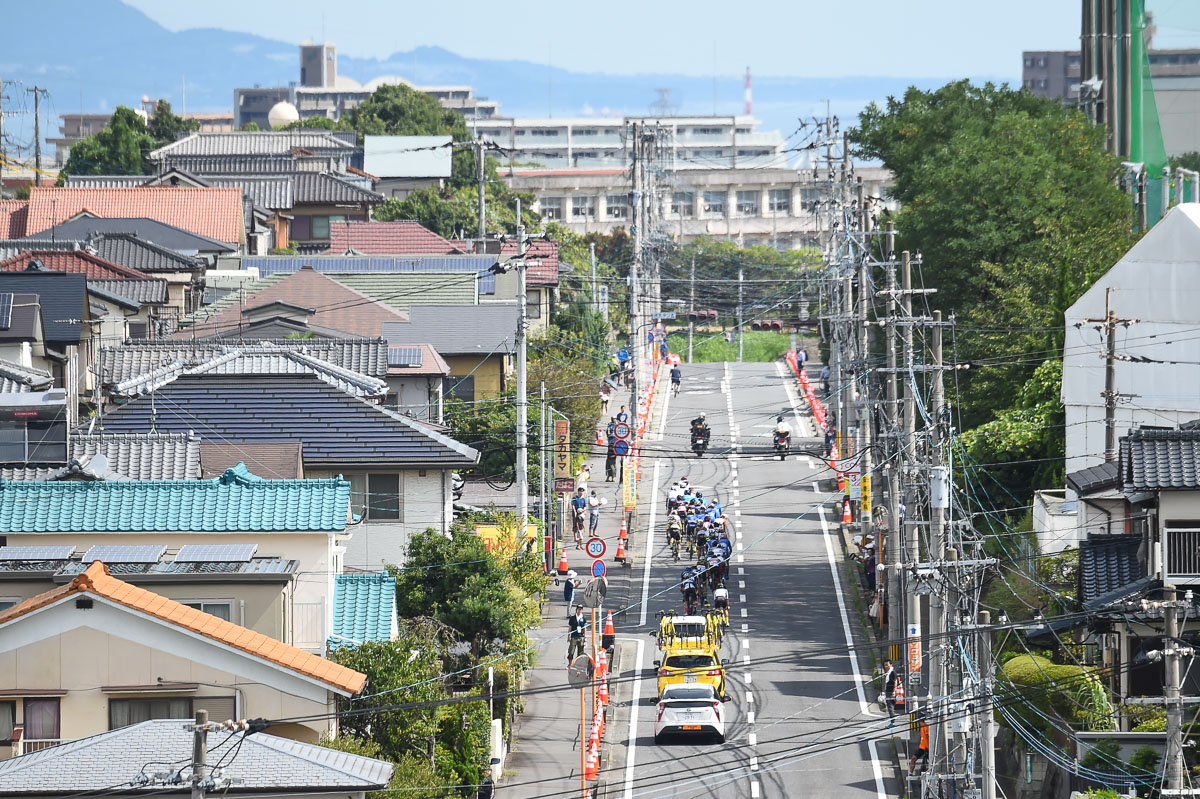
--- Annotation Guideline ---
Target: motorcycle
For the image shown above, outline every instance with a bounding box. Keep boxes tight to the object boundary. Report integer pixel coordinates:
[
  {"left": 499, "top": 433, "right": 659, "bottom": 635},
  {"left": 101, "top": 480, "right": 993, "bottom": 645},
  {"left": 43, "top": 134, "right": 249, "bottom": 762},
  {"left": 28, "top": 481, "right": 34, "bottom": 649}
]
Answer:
[
  {"left": 691, "top": 425, "right": 710, "bottom": 457},
  {"left": 773, "top": 430, "right": 790, "bottom": 460}
]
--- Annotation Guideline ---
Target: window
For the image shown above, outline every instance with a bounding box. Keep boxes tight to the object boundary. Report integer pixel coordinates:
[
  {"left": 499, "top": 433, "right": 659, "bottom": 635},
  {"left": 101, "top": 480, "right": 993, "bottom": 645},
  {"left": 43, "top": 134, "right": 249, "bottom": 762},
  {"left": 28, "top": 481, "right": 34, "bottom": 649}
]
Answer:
[
  {"left": 606, "top": 195, "right": 628, "bottom": 219},
  {"left": 109, "top": 698, "right": 191, "bottom": 730},
  {"left": 572, "top": 196, "right": 596, "bottom": 218},
  {"left": 530, "top": 129, "right": 560, "bottom": 137},
  {"left": 181, "top": 601, "right": 232, "bottom": 621},
  {"left": 345, "top": 472, "right": 403, "bottom": 521},
  {"left": 539, "top": 197, "right": 563, "bottom": 220},
  {"left": 23, "top": 698, "right": 59, "bottom": 741},
  {"left": 671, "top": 192, "right": 694, "bottom": 218},
  {"left": 735, "top": 127, "right": 750, "bottom": 134},
  {"left": 0, "top": 599, "right": 17, "bottom": 612},
  {"left": 0, "top": 421, "right": 67, "bottom": 464},
  {"left": 692, "top": 127, "right": 722, "bottom": 135},
  {"left": 0, "top": 701, "right": 12, "bottom": 742},
  {"left": 736, "top": 190, "right": 758, "bottom": 216},
  {"left": 310, "top": 215, "right": 346, "bottom": 241},
  {"left": 1024, "top": 58, "right": 1033, "bottom": 68},
  {"left": 575, "top": 128, "right": 597, "bottom": 136},
  {"left": 1037, "top": 57, "right": 1046, "bottom": 68},
  {"left": 443, "top": 375, "right": 474, "bottom": 403},
  {"left": 528, "top": 288, "right": 542, "bottom": 319},
  {"left": 702, "top": 191, "right": 725, "bottom": 215},
  {"left": 800, "top": 188, "right": 821, "bottom": 211},
  {"left": 128, "top": 321, "right": 149, "bottom": 340},
  {"left": 1038, "top": 79, "right": 1048, "bottom": 89},
  {"left": 768, "top": 189, "right": 791, "bottom": 214}
]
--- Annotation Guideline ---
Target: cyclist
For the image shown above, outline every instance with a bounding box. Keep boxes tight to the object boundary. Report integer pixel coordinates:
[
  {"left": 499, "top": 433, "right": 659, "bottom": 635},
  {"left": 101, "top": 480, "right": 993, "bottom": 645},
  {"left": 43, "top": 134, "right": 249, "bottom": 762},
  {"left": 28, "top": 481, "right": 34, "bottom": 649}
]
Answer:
[
  {"left": 681, "top": 573, "right": 699, "bottom": 615},
  {"left": 670, "top": 364, "right": 682, "bottom": 396},
  {"left": 695, "top": 522, "right": 712, "bottom": 559},
  {"left": 667, "top": 514, "right": 683, "bottom": 560}
]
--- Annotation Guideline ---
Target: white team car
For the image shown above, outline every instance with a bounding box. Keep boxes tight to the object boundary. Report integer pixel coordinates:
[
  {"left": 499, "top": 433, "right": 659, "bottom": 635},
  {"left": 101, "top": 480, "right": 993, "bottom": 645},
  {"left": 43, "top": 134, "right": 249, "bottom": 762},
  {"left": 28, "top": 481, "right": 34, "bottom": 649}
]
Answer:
[{"left": 653, "top": 682, "right": 729, "bottom": 743}]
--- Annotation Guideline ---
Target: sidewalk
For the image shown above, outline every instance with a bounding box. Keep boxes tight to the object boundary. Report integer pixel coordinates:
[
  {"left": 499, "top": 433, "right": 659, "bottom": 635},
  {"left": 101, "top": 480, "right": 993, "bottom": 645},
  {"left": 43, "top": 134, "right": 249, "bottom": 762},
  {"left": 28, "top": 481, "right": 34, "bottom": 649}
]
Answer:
[{"left": 505, "top": 377, "right": 659, "bottom": 795}]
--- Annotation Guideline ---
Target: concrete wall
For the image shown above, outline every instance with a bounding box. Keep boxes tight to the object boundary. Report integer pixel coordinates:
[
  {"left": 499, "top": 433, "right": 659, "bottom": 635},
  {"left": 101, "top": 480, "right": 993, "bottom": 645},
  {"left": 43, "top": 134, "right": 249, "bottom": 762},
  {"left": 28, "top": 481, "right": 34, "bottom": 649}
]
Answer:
[{"left": 385, "top": 374, "right": 440, "bottom": 420}]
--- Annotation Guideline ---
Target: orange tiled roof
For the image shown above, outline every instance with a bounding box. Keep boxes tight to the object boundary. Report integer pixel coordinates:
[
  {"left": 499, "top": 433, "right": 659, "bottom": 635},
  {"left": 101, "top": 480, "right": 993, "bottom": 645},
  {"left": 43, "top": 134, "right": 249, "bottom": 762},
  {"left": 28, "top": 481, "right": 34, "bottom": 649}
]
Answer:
[
  {"left": 25, "top": 187, "right": 244, "bottom": 245},
  {"left": 0, "top": 250, "right": 150, "bottom": 280},
  {"left": 0, "top": 200, "right": 28, "bottom": 238},
  {"left": 0, "top": 562, "right": 366, "bottom": 695}
]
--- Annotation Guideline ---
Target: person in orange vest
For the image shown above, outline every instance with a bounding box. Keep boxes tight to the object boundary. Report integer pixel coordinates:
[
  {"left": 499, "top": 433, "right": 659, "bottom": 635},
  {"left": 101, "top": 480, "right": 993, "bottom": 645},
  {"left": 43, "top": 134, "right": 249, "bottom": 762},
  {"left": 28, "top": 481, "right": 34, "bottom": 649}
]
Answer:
[{"left": 909, "top": 718, "right": 930, "bottom": 775}]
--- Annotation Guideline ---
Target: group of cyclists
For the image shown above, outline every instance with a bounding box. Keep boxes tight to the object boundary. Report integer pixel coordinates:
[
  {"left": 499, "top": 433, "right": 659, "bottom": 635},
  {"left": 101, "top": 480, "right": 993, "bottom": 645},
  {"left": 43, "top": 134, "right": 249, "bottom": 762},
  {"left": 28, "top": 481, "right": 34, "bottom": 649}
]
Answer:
[{"left": 664, "top": 477, "right": 733, "bottom": 618}]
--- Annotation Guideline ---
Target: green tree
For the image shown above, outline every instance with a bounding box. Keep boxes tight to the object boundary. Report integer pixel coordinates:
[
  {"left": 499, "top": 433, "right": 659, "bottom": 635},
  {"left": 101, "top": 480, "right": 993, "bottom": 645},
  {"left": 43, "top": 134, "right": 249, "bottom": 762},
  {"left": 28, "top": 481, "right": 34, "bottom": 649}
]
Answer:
[
  {"left": 61, "top": 106, "right": 156, "bottom": 177},
  {"left": 146, "top": 100, "right": 198, "bottom": 147},
  {"left": 279, "top": 115, "right": 351, "bottom": 133}
]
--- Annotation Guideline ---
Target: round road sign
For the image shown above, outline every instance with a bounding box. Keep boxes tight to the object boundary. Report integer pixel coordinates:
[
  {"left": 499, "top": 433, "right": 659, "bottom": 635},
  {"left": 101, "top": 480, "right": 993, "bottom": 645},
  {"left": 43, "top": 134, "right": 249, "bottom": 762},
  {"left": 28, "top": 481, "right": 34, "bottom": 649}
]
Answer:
[
  {"left": 613, "top": 440, "right": 630, "bottom": 457},
  {"left": 613, "top": 422, "right": 631, "bottom": 440},
  {"left": 617, "top": 348, "right": 630, "bottom": 363},
  {"left": 586, "top": 537, "right": 606, "bottom": 558},
  {"left": 592, "top": 559, "right": 607, "bottom": 579}
]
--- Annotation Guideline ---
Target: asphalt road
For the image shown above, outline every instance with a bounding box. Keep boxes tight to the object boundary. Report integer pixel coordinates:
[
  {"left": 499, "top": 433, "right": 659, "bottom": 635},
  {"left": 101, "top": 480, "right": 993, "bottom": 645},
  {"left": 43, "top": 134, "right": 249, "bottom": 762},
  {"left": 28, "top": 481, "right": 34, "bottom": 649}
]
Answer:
[{"left": 614, "top": 361, "right": 898, "bottom": 799}]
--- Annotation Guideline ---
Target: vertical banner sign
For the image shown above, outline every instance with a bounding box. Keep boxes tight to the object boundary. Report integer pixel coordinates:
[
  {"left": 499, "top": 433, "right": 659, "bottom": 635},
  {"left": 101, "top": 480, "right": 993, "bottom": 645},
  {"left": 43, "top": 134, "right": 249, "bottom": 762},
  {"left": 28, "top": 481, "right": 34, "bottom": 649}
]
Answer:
[
  {"left": 907, "top": 622, "right": 922, "bottom": 674},
  {"left": 848, "top": 469, "right": 862, "bottom": 500},
  {"left": 553, "top": 420, "right": 572, "bottom": 493},
  {"left": 622, "top": 459, "right": 636, "bottom": 511},
  {"left": 860, "top": 474, "right": 872, "bottom": 515}
]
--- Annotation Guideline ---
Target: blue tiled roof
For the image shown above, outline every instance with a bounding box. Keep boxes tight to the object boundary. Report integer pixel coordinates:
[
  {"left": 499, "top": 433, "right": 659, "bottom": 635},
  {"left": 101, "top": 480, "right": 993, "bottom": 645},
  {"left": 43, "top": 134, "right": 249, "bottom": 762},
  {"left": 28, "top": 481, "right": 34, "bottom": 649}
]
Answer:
[
  {"left": 96, "top": 374, "right": 479, "bottom": 468},
  {"left": 0, "top": 462, "right": 349, "bottom": 532},
  {"left": 331, "top": 573, "right": 396, "bottom": 648}
]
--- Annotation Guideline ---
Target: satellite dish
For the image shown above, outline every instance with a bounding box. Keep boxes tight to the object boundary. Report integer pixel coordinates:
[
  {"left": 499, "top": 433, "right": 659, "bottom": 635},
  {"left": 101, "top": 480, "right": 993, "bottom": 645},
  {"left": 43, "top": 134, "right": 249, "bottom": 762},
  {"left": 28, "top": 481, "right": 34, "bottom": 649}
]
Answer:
[{"left": 88, "top": 454, "right": 109, "bottom": 478}]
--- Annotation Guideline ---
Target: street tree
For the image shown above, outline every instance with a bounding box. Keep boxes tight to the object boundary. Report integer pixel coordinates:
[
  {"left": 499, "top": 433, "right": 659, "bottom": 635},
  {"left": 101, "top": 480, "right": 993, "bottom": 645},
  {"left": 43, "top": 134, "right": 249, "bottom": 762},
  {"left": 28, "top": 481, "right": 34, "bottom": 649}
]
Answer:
[{"left": 60, "top": 106, "right": 155, "bottom": 177}]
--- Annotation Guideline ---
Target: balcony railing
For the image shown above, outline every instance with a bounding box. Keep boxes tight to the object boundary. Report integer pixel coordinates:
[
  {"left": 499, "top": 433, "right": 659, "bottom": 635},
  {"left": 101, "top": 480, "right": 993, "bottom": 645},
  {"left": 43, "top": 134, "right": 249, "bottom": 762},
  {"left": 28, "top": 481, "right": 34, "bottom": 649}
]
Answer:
[{"left": 17, "top": 738, "right": 63, "bottom": 756}]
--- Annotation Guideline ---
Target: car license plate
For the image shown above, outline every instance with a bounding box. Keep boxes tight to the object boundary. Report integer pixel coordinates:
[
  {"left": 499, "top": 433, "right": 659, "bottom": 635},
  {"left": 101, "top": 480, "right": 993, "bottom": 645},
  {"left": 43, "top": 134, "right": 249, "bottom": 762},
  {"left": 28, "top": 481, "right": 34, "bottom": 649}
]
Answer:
[
  {"left": 685, "top": 675, "right": 698, "bottom": 683},
  {"left": 682, "top": 725, "right": 702, "bottom": 730}
]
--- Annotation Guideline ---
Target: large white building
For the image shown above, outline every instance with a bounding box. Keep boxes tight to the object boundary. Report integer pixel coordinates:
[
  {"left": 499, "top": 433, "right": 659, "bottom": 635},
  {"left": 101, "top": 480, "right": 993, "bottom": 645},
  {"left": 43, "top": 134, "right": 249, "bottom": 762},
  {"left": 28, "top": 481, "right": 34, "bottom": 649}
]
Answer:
[
  {"left": 468, "top": 114, "right": 785, "bottom": 171},
  {"left": 1062, "top": 203, "right": 1200, "bottom": 478}
]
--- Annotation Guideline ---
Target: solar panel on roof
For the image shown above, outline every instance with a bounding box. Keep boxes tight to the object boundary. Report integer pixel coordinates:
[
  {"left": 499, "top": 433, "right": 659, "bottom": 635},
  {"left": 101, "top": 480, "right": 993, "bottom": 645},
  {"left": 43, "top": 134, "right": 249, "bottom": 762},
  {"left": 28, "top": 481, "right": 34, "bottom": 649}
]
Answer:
[
  {"left": 0, "top": 545, "right": 74, "bottom": 561},
  {"left": 0, "top": 293, "right": 13, "bottom": 330},
  {"left": 175, "top": 544, "right": 258, "bottom": 563},
  {"left": 82, "top": 544, "right": 167, "bottom": 564},
  {"left": 388, "top": 346, "right": 423, "bottom": 367}
]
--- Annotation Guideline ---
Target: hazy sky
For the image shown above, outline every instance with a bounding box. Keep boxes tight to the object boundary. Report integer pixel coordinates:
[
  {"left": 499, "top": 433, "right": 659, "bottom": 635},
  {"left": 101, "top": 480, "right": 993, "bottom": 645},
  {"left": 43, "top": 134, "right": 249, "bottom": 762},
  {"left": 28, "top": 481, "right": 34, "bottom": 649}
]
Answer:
[{"left": 122, "top": 0, "right": 1086, "bottom": 79}]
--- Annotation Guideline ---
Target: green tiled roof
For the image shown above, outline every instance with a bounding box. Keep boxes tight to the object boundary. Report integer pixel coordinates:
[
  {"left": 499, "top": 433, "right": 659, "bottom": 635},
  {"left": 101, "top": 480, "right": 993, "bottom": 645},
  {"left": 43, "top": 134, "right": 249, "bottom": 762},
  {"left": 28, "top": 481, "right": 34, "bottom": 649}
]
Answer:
[
  {"left": 0, "top": 463, "right": 350, "bottom": 532},
  {"left": 331, "top": 573, "right": 396, "bottom": 648},
  {"left": 329, "top": 273, "right": 477, "bottom": 312}
]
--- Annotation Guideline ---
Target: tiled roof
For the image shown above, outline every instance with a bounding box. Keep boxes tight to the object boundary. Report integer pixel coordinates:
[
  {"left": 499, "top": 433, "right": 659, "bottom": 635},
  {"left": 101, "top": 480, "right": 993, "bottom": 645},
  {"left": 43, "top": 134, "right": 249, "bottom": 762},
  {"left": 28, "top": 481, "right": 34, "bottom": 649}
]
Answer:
[
  {"left": 198, "top": 175, "right": 295, "bottom": 210},
  {"left": 25, "top": 187, "right": 244, "bottom": 245},
  {"left": 201, "top": 441, "right": 304, "bottom": 480},
  {"left": 454, "top": 238, "right": 560, "bottom": 285},
  {"left": 150, "top": 130, "right": 358, "bottom": 158},
  {"left": 98, "top": 374, "right": 481, "bottom": 468},
  {"left": 294, "top": 172, "right": 384, "bottom": 204},
  {"left": 111, "top": 346, "right": 388, "bottom": 399},
  {"left": 331, "top": 272, "right": 479, "bottom": 312},
  {"left": 87, "top": 278, "right": 169, "bottom": 306},
  {"left": 0, "top": 718, "right": 392, "bottom": 791},
  {"left": 331, "top": 572, "right": 396, "bottom": 648},
  {"left": 20, "top": 217, "right": 236, "bottom": 255},
  {"left": 1078, "top": 534, "right": 1147, "bottom": 608},
  {"left": 88, "top": 233, "right": 206, "bottom": 273},
  {"left": 0, "top": 463, "right": 350, "bottom": 531},
  {"left": 241, "top": 252, "right": 495, "bottom": 280},
  {"left": 328, "top": 220, "right": 464, "bottom": 255},
  {"left": 176, "top": 266, "right": 408, "bottom": 339},
  {"left": 101, "top": 338, "right": 389, "bottom": 383},
  {"left": 0, "top": 272, "right": 87, "bottom": 344},
  {"left": 70, "top": 432, "right": 201, "bottom": 481},
  {"left": 1066, "top": 460, "right": 1121, "bottom": 496},
  {"left": 0, "top": 357, "right": 52, "bottom": 394},
  {"left": 387, "top": 343, "right": 451, "bottom": 376},
  {"left": 62, "top": 175, "right": 151, "bottom": 188},
  {"left": 0, "top": 249, "right": 149, "bottom": 280},
  {"left": 0, "top": 201, "right": 27, "bottom": 238},
  {"left": 155, "top": 153, "right": 342, "bottom": 174},
  {"left": 383, "top": 303, "right": 517, "bottom": 356},
  {"left": 0, "top": 563, "right": 367, "bottom": 697},
  {"left": 1123, "top": 427, "right": 1200, "bottom": 492}
]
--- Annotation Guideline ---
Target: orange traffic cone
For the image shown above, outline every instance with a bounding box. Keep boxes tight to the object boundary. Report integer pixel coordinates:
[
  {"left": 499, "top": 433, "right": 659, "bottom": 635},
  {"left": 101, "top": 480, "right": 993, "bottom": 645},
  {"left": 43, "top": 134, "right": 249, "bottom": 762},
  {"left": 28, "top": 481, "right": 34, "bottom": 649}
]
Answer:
[
  {"left": 604, "top": 612, "right": 616, "bottom": 641},
  {"left": 584, "top": 742, "right": 598, "bottom": 780},
  {"left": 596, "top": 647, "right": 608, "bottom": 680},
  {"left": 557, "top": 548, "right": 569, "bottom": 575},
  {"left": 842, "top": 499, "right": 853, "bottom": 525},
  {"left": 894, "top": 679, "right": 906, "bottom": 708},
  {"left": 614, "top": 537, "right": 626, "bottom": 563},
  {"left": 596, "top": 428, "right": 605, "bottom": 447},
  {"left": 618, "top": 517, "right": 628, "bottom": 540},
  {"left": 599, "top": 677, "right": 609, "bottom": 707}
]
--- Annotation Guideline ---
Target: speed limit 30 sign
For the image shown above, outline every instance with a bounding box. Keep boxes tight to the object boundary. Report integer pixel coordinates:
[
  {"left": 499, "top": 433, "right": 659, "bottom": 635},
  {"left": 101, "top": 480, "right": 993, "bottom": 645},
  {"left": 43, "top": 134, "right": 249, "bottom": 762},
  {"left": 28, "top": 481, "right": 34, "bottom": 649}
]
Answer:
[{"left": 585, "top": 537, "right": 606, "bottom": 558}]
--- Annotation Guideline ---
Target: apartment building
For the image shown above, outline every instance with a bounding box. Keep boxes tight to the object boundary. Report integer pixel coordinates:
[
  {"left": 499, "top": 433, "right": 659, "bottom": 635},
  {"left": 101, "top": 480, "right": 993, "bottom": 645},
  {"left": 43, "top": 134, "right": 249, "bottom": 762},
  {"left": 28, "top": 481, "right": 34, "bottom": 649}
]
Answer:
[
  {"left": 469, "top": 115, "right": 785, "bottom": 171},
  {"left": 504, "top": 165, "right": 894, "bottom": 250}
]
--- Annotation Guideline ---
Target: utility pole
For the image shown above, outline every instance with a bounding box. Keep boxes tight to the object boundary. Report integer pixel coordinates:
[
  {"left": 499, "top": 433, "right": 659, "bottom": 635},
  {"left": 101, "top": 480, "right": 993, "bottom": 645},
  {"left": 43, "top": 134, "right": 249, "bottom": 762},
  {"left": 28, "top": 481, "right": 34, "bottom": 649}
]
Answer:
[
  {"left": 190, "top": 709, "right": 208, "bottom": 799},
  {"left": 28, "top": 86, "right": 46, "bottom": 187},
  {"left": 978, "top": 610, "right": 998, "bottom": 799},
  {"left": 1165, "top": 585, "right": 1186, "bottom": 794},
  {"left": 629, "top": 122, "right": 643, "bottom": 414},
  {"left": 688, "top": 254, "right": 696, "bottom": 364},
  {"left": 1085, "top": 287, "right": 1137, "bottom": 461},
  {"left": 589, "top": 243, "right": 598, "bottom": 312},
  {"left": 885, "top": 224, "right": 903, "bottom": 651},
  {"left": 540, "top": 380, "right": 547, "bottom": 559},
  {"left": 902, "top": 251, "right": 921, "bottom": 721},
  {"left": 737, "top": 267, "right": 744, "bottom": 363},
  {"left": 476, "top": 137, "right": 487, "bottom": 245},
  {"left": 857, "top": 237, "right": 873, "bottom": 529},
  {"left": 928, "top": 309, "right": 949, "bottom": 784},
  {"left": 514, "top": 198, "right": 530, "bottom": 531}
]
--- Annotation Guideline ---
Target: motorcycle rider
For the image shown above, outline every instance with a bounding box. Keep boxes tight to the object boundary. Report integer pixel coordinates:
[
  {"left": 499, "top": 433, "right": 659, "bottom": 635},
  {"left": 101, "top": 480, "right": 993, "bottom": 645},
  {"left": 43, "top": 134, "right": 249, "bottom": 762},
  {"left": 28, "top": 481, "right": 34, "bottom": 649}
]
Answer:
[{"left": 774, "top": 414, "right": 792, "bottom": 446}]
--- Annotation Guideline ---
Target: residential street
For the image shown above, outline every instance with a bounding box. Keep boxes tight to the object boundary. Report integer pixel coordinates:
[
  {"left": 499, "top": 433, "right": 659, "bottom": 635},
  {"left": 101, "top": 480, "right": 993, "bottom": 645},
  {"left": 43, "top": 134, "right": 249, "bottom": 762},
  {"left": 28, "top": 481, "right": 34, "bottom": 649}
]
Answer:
[{"left": 509, "top": 362, "right": 899, "bottom": 798}]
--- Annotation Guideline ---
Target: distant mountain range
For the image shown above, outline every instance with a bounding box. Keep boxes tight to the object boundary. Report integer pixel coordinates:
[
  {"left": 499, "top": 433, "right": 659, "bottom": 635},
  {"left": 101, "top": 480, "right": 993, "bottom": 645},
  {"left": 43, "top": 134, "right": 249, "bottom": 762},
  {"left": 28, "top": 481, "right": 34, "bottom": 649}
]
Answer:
[{"left": 2, "top": 0, "right": 1005, "bottom": 151}]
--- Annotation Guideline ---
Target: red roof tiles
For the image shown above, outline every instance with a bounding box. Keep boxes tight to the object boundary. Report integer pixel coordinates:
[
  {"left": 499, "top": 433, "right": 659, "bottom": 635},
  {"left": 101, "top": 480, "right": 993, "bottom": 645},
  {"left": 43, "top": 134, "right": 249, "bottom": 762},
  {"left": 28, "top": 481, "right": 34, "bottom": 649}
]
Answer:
[
  {"left": 0, "top": 250, "right": 150, "bottom": 280},
  {"left": 26, "top": 187, "right": 244, "bottom": 244},
  {"left": 329, "top": 221, "right": 464, "bottom": 255},
  {"left": 0, "top": 562, "right": 367, "bottom": 694},
  {"left": 0, "top": 200, "right": 28, "bottom": 238}
]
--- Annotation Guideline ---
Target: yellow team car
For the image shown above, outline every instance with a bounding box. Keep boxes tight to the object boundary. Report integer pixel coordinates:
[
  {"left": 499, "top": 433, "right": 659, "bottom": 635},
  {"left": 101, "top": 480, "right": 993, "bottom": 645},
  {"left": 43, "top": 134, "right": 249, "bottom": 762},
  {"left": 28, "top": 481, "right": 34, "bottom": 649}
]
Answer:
[
  {"left": 654, "top": 612, "right": 722, "bottom": 652},
  {"left": 654, "top": 646, "right": 727, "bottom": 699}
]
